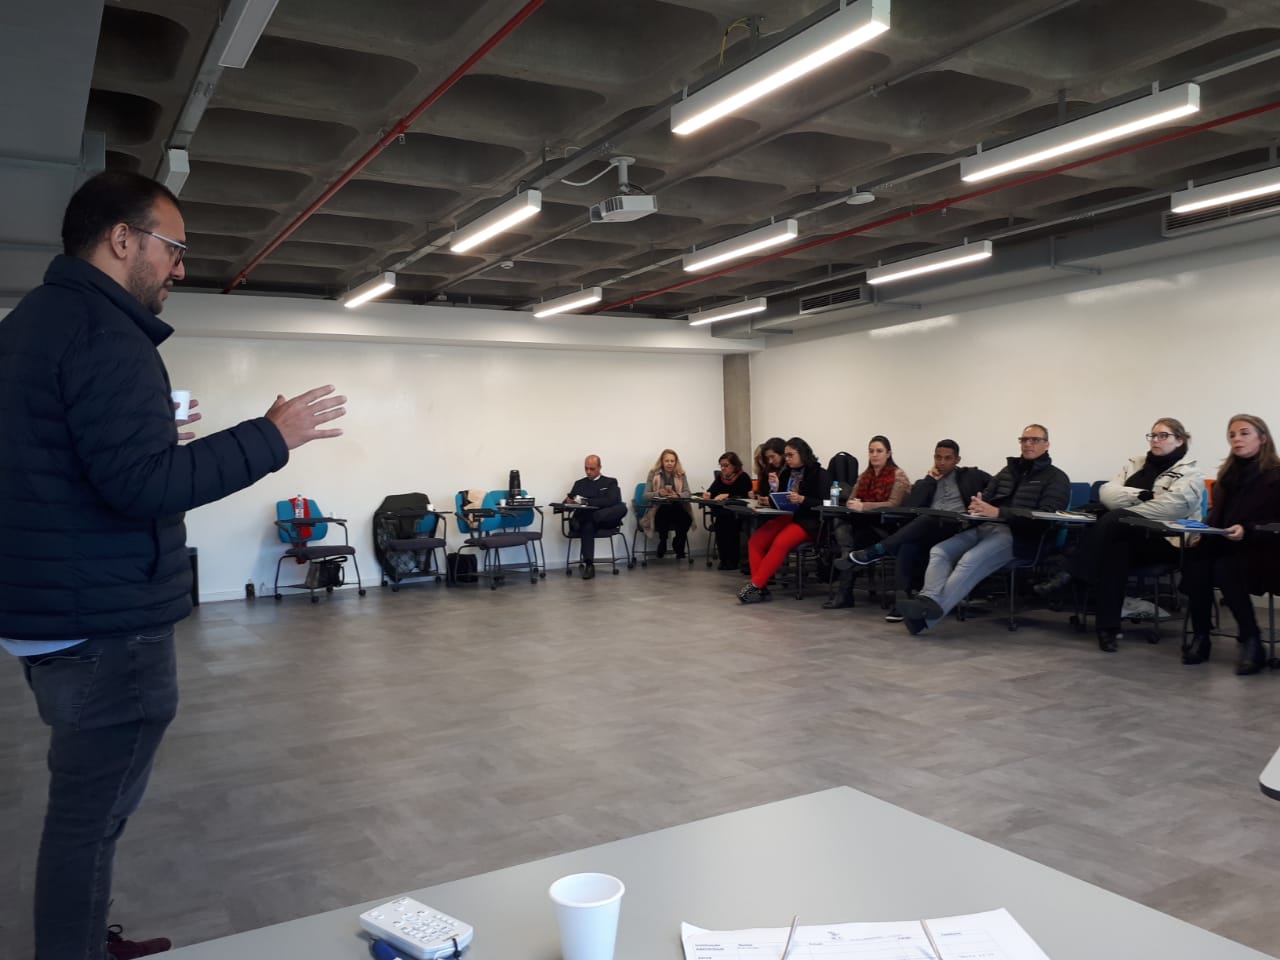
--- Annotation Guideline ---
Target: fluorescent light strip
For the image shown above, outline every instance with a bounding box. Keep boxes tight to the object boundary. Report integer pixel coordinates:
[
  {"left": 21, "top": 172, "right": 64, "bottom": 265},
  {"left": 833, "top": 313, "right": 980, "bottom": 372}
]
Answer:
[
  {"left": 450, "top": 190, "right": 542, "bottom": 253},
  {"left": 866, "top": 241, "right": 992, "bottom": 285},
  {"left": 343, "top": 272, "right": 396, "bottom": 308},
  {"left": 961, "top": 84, "right": 1200, "bottom": 183},
  {"left": 1170, "top": 167, "right": 1280, "bottom": 213},
  {"left": 671, "top": 0, "right": 889, "bottom": 136},
  {"left": 532, "top": 287, "right": 603, "bottom": 318},
  {"left": 688, "top": 298, "right": 768, "bottom": 326},
  {"left": 684, "top": 220, "right": 799, "bottom": 272}
]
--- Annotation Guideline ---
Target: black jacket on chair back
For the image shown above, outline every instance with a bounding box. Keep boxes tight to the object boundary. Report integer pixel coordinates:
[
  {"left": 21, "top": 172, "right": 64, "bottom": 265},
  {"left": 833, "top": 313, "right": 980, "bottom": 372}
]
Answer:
[{"left": 0, "top": 256, "right": 290, "bottom": 641}]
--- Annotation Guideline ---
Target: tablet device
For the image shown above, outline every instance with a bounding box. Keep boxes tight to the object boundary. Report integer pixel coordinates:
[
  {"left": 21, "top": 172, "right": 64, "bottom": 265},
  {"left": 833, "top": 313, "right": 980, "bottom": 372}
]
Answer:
[{"left": 769, "top": 492, "right": 800, "bottom": 511}]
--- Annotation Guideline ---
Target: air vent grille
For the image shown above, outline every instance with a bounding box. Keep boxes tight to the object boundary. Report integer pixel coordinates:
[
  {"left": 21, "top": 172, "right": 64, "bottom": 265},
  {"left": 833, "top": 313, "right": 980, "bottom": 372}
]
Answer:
[
  {"left": 1163, "top": 192, "right": 1280, "bottom": 236},
  {"left": 798, "top": 284, "right": 868, "bottom": 316}
]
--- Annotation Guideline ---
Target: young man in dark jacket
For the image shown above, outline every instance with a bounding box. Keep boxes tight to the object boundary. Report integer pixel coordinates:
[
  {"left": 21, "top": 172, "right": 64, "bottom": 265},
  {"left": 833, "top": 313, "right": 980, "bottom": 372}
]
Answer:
[
  {"left": 0, "top": 171, "right": 346, "bottom": 959},
  {"left": 897, "top": 425, "right": 1070, "bottom": 634},
  {"left": 836, "top": 439, "right": 991, "bottom": 620}
]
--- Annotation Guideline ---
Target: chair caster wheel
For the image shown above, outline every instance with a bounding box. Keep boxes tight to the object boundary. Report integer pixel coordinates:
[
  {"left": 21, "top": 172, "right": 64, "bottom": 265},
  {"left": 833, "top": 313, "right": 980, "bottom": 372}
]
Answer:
[
  {"left": 612, "top": 568, "right": 619, "bottom": 575},
  {"left": 310, "top": 595, "right": 319, "bottom": 604},
  {"left": 274, "top": 594, "right": 282, "bottom": 601},
  {"left": 530, "top": 577, "right": 537, "bottom": 584},
  {"left": 391, "top": 585, "right": 399, "bottom": 592},
  {"left": 358, "top": 589, "right": 366, "bottom": 596},
  {"left": 565, "top": 569, "right": 572, "bottom": 576},
  {"left": 641, "top": 560, "right": 648, "bottom": 568}
]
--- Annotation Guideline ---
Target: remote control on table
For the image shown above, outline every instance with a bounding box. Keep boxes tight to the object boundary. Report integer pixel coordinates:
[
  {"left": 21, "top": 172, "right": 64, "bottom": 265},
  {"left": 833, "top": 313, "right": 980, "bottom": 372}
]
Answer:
[{"left": 359, "top": 897, "right": 473, "bottom": 960}]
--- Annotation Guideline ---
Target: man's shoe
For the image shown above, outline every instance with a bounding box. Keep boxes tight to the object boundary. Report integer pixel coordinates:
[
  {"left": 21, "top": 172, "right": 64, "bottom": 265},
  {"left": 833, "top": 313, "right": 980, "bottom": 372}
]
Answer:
[
  {"left": 581, "top": 563, "right": 596, "bottom": 580},
  {"left": 884, "top": 608, "right": 905, "bottom": 623},
  {"left": 903, "top": 616, "right": 927, "bottom": 636},
  {"left": 107, "top": 925, "right": 172, "bottom": 959},
  {"left": 835, "top": 545, "right": 885, "bottom": 571},
  {"left": 1236, "top": 634, "right": 1266, "bottom": 675},
  {"left": 900, "top": 595, "right": 943, "bottom": 621},
  {"left": 1182, "top": 633, "right": 1211, "bottom": 665},
  {"left": 1032, "top": 570, "right": 1072, "bottom": 602},
  {"left": 1097, "top": 629, "right": 1120, "bottom": 653}
]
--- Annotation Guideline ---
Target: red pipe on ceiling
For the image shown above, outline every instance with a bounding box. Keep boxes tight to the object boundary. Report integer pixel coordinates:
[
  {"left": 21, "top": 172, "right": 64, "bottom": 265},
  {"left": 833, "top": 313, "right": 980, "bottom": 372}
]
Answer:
[
  {"left": 596, "top": 97, "right": 1280, "bottom": 313},
  {"left": 222, "top": 0, "right": 546, "bottom": 293}
]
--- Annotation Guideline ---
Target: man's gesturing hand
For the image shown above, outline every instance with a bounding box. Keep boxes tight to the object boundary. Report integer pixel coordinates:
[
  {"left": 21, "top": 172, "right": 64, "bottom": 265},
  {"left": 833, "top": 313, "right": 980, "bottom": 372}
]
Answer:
[{"left": 266, "top": 385, "right": 347, "bottom": 449}]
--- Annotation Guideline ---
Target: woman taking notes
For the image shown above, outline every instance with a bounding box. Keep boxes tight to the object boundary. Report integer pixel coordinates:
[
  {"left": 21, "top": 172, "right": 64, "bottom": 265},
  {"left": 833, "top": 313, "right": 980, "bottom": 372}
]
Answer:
[
  {"left": 739, "top": 438, "right": 828, "bottom": 603},
  {"left": 641, "top": 448, "right": 694, "bottom": 559},
  {"left": 705, "top": 451, "right": 753, "bottom": 570},
  {"left": 1181, "top": 414, "right": 1280, "bottom": 673}
]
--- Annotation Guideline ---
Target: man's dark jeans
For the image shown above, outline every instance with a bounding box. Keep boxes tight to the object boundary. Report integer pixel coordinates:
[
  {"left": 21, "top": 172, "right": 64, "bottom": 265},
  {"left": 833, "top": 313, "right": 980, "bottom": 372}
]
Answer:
[{"left": 22, "top": 627, "right": 178, "bottom": 960}]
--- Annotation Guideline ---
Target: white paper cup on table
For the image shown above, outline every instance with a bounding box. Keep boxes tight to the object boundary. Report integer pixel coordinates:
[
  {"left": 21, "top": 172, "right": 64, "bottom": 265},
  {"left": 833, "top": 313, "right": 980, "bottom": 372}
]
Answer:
[
  {"left": 171, "top": 389, "right": 191, "bottom": 420},
  {"left": 549, "top": 872, "right": 624, "bottom": 960}
]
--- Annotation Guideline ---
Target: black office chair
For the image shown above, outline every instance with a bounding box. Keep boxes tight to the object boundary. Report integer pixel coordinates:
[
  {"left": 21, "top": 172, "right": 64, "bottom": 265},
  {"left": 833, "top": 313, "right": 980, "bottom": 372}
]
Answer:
[
  {"left": 372, "top": 492, "right": 448, "bottom": 592},
  {"left": 556, "top": 503, "right": 631, "bottom": 575}
]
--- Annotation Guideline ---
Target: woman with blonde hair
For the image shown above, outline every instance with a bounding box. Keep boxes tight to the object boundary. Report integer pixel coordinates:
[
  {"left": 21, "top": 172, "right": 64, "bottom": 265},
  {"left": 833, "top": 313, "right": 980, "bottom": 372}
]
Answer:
[
  {"left": 640, "top": 448, "right": 694, "bottom": 559},
  {"left": 1181, "top": 414, "right": 1280, "bottom": 673}
]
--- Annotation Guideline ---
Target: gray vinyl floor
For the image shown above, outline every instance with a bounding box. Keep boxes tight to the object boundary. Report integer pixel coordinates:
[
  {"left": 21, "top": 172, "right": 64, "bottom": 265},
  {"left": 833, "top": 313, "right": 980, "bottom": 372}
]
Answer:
[{"left": 3, "top": 560, "right": 1280, "bottom": 958}]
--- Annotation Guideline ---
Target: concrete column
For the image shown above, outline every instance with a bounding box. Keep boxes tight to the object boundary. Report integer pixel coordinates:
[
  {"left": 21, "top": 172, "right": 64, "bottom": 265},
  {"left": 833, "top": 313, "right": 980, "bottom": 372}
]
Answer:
[{"left": 722, "top": 353, "right": 750, "bottom": 459}]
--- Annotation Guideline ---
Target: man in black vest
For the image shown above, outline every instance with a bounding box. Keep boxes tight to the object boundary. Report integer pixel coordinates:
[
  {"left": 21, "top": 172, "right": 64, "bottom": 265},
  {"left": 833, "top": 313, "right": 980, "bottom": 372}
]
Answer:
[
  {"left": 0, "top": 171, "right": 346, "bottom": 959},
  {"left": 563, "top": 455, "right": 627, "bottom": 579}
]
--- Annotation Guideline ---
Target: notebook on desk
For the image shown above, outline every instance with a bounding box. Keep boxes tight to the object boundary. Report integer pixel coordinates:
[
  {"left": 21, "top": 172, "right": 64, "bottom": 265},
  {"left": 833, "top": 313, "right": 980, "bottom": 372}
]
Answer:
[{"left": 769, "top": 492, "right": 800, "bottom": 511}]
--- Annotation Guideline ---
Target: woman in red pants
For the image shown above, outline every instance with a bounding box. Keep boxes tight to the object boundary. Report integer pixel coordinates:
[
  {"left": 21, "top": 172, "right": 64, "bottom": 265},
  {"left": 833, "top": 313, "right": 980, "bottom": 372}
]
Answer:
[{"left": 740, "top": 437, "right": 829, "bottom": 603}]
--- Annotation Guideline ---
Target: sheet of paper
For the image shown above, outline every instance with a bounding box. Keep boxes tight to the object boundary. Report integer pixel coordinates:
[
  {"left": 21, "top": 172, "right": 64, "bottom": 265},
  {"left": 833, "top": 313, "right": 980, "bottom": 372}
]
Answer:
[
  {"left": 924, "top": 909, "right": 1050, "bottom": 960},
  {"left": 682, "top": 920, "right": 939, "bottom": 960},
  {"left": 682, "top": 909, "right": 1050, "bottom": 960}
]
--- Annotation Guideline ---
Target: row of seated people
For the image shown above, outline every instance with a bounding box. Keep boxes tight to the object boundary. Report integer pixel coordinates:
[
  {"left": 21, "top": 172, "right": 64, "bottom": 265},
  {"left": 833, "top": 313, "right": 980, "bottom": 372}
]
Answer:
[
  {"left": 562, "top": 450, "right": 756, "bottom": 578},
  {"left": 734, "top": 416, "right": 1280, "bottom": 677}
]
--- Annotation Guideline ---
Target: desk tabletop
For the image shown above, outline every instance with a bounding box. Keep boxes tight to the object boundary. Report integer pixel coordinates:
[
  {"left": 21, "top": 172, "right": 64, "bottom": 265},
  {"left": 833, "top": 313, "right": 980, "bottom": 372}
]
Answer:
[
  {"left": 166, "top": 787, "right": 1272, "bottom": 960},
  {"left": 1262, "top": 745, "right": 1280, "bottom": 801}
]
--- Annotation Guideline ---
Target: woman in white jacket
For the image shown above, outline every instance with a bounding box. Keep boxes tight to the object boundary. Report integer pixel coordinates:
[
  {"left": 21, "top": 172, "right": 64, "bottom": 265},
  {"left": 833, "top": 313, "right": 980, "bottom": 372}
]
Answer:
[{"left": 1060, "top": 419, "right": 1203, "bottom": 652}]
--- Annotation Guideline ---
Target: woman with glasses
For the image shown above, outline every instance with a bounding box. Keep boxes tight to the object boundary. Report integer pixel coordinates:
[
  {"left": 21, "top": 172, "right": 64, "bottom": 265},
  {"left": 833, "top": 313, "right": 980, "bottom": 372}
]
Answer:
[
  {"left": 1043, "top": 419, "right": 1203, "bottom": 653},
  {"left": 704, "top": 451, "right": 753, "bottom": 570},
  {"left": 740, "top": 437, "right": 828, "bottom": 603},
  {"left": 1181, "top": 414, "right": 1280, "bottom": 673}
]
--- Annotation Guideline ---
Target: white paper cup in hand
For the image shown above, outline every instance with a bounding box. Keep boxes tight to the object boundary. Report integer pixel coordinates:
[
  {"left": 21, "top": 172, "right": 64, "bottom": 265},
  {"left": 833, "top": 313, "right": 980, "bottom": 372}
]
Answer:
[
  {"left": 549, "top": 873, "right": 624, "bottom": 960},
  {"left": 171, "top": 389, "right": 192, "bottom": 421}
]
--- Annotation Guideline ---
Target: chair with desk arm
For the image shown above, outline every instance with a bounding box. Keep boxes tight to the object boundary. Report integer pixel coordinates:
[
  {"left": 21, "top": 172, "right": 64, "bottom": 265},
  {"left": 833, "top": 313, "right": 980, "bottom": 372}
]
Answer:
[
  {"left": 273, "top": 497, "right": 367, "bottom": 603},
  {"left": 454, "top": 490, "right": 539, "bottom": 589},
  {"left": 372, "top": 492, "right": 448, "bottom": 592},
  {"left": 556, "top": 501, "right": 630, "bottom": 576}
]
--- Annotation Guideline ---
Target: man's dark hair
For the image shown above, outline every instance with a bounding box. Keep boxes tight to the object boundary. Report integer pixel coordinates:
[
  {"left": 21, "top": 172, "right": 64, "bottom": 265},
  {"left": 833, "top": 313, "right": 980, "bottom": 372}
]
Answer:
[
  {"left": 62, "top": 170, "right": 181, "bottom": 258},
  {"left": 936, "top": 439, "right": 960, "bottom": 456}
]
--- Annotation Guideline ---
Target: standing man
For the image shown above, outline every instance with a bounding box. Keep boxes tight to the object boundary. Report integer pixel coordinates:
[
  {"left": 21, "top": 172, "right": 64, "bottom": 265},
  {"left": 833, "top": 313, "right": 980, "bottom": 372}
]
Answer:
[
  {"left": 563, "top": 455, "right": 627, "bottom": 579},
  {"left": 0, "top": 171, "right": 347, "bottom": 959},
  {"left": 897, "top": 425, "right": 1069, "bottom": 634},
  {"left": 837, "top": 439, "right": 991, "bottom": 621}
]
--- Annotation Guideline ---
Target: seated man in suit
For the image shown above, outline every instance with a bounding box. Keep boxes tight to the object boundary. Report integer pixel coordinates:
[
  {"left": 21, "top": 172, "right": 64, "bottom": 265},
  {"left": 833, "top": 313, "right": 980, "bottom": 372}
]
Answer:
[
  {"left": 563, "top": 454, "right": 627, "bottom": 580},
  {"left": 837, "top": 439, "right": 991, "bottom": 622},
  {"left": 896, "top": 425, "right": 1070, "bottom": 634}
]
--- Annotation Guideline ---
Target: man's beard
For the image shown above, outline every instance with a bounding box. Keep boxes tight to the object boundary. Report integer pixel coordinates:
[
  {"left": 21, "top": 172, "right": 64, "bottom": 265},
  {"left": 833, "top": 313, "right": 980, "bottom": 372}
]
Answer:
[{"left": 127, "top": 260, "right": 168, "bottom": 314}]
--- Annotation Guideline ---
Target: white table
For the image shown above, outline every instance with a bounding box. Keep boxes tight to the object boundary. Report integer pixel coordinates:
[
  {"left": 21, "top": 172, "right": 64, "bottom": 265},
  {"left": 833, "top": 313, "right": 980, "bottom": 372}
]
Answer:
[
  {"left": 1263, "top": 745, "right": 1280, "bottom": 801},
  {"left": 167, "top": 787, "right": 1275, "bottom": 959}
]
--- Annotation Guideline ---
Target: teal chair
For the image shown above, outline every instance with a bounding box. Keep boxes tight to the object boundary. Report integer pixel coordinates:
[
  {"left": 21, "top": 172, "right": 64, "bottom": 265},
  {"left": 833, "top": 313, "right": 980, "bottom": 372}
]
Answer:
[{"left": 273, "top": 497, "right": 366, "bottom": 603}]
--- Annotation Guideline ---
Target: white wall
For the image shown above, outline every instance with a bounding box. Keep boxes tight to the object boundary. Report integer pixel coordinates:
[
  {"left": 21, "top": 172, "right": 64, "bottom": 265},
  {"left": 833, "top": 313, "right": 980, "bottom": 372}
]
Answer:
[
  {"left": 158, "top": 316, "right": 728, "bottom": 601},
  {"left": 751, "top": 237, "right": 1280, "bottom": 490}
]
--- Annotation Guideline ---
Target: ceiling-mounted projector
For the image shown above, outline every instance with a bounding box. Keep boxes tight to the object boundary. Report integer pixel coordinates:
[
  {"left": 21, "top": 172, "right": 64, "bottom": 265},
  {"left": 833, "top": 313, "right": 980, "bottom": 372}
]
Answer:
[
  {"left": 589, "top": 155, "right": 658, "bottom": 223},
  {"left": 590, "top": 194, "right": 658, "bottom": 222}
]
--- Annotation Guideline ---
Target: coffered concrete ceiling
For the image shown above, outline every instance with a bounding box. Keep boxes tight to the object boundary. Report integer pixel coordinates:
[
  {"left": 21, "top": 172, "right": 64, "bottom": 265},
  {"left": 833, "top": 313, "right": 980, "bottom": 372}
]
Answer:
[{"left": 7, "top": 0, "right": 1280, "bottom": 321}]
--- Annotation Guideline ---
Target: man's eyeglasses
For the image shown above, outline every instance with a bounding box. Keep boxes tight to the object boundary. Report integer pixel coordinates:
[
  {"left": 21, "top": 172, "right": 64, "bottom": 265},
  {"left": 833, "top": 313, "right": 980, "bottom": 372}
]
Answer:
[
  {"left": 1017, "top": 436, "right": 1048, "bottom": 444},
  {"left": 1145, "top": 432, "right": 1175, "bottom": 441},
  {"left": 127, "top": 225, "right": 187, "bottom": 264}
]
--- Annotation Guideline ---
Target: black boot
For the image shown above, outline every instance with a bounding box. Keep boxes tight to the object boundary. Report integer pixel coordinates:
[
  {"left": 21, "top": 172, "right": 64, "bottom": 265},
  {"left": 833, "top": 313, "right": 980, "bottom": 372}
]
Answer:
[
  {"left": 823, "top": 568, "right": 855, "bottom": 609},
  {"left": 1236, "top": 634, "right": 1266, "bottom": 675},
  {"left": 1097, "top": 628, "right": 1120, "bottom": 653},
  {"left": 1182, "top": 633, "right": 1211, "bottom": 665},
  {"left": 674, "top": 532, "right": 687, "bottom": 559}
]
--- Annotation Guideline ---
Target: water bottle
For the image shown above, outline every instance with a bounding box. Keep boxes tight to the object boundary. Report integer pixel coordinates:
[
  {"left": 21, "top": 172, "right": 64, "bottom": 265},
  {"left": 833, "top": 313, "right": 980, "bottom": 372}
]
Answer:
[
  {"left": 830, "top": 481, "right": 841, "bottom": 506},
  {"left": 293, "top": 495, "right": 305, "bottom": 519}
]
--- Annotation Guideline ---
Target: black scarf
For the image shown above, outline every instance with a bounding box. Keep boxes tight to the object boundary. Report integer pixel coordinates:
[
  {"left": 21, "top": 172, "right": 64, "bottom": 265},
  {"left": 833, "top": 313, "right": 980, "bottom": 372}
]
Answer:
[{"left": 1127, "top": 443, "right": 1187, "bottom": 491}]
